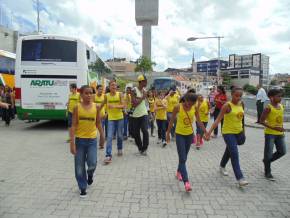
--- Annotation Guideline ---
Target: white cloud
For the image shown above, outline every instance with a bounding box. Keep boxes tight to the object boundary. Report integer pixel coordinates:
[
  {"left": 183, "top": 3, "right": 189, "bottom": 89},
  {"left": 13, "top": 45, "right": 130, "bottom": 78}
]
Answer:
[{"left": 1, "top": 0, "right": 290, "bottom": 73}]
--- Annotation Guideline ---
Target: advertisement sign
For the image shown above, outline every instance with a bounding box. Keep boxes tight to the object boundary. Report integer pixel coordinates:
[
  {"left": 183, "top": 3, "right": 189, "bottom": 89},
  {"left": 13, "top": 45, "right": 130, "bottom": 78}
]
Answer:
[{"left": 21, "top": 78, "right": 76, "bottom": 110}]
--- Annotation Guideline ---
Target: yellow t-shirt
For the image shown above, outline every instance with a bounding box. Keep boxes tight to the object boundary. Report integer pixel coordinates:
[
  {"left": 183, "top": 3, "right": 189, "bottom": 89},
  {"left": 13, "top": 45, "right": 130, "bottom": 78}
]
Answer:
[
  {"left": 167, "top": 94, "right": 179, "bottom": 113},
  {"left": 222, "top": 102, "right": 244, "bottom": 134},
  {"left": 175, "top": 103, "right": 195, "bottom": 135},
  {"left": 68, "top": 92, "right": 80, "bottom": 113},
  {"left": 106, "top": 92, "right": 124, "bottom": 120},
  {"left": 94, "top": 94, "right": 106, "bottom": 118},
  {"left": 75, "top": 103, "right": 97, "bottom": 138},
  {"left": 265, "top": 104, "right": 284, "bottom": 135},
  {"left": 155, "top": 98, "right": 167, "bottom": 120},
  {"left": 198, "top": 99, "right": 209, "bottom": 122},
  {"left": 148, "top": 97, "right": 155, "bottom": 113},
  {"left": 124, "top": 94, "right": 132, "bottom": 110}
]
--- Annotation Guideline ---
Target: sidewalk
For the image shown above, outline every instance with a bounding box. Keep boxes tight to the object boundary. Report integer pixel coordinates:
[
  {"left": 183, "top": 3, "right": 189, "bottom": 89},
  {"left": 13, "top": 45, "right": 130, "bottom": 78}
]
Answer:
[{"left": 245, "top": 114, "right": 290, "bottom": 132}]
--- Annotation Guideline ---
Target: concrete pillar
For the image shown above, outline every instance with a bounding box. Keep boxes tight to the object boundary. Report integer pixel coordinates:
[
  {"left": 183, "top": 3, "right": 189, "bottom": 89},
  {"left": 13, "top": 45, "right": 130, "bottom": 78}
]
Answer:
[{"left": 142, "top": 24, "right": 151, "bottom": 59}]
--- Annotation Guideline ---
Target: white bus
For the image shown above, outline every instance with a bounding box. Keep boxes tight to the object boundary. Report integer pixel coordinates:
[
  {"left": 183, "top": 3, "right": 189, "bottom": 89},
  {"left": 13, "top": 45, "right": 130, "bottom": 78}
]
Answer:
[{"left": 15, "top": 34, "right": 110, "bottom": 120}]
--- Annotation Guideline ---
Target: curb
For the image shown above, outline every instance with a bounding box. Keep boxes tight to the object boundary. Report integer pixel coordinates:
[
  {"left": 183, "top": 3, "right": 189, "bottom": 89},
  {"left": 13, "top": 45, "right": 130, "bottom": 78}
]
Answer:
[{"left": 245, "top": 124, "right": 290, "bottom": 132}]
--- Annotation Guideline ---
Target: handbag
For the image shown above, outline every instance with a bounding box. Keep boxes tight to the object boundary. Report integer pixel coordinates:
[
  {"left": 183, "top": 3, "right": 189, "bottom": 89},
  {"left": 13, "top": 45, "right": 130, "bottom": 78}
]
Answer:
[{"left": 236, "top": 102, "right": 246, "bottom": 145}]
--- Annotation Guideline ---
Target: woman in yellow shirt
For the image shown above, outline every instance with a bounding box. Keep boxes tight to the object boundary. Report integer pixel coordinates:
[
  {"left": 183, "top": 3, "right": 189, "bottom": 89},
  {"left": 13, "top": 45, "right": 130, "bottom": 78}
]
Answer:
[
  {"left": 205, "top": 87, "right": 248, "bottom": 187},
  {"left": 260, "top": 89, "right": 286, "bottom": 181},
  {"left": 101, "top": 80, "right": 125, "bottom": 164},
  {"left": 70, "top": 85, "right": 104, "bottom": 197},
  {"left": 155, "top": 91, "right": 167, "bottom": 147},
  {"left": 166, "top": 93, "right": 207, "bottom": 192},
  {"left": 195, "top": 95, "right": 210, "bottom": 149}
]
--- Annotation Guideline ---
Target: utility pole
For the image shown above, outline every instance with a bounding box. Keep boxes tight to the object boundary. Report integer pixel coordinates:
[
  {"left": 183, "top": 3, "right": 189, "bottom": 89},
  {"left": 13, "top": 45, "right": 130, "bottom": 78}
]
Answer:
[{"left": 35, "top": 0, "right": 40, "bottom": 33}]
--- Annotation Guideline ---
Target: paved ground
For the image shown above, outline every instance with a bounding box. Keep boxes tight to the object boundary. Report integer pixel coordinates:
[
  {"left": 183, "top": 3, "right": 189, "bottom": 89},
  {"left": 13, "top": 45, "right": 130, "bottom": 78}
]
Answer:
[{"left": 0, "top": 119, "right": 289, "bottom": 218}]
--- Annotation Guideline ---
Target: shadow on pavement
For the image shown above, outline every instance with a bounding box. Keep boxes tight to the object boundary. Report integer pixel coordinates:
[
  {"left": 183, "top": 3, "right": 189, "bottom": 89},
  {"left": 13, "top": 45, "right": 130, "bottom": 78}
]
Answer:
[{"left": 24, "top": 120, "right": 67, "bottom": 131}]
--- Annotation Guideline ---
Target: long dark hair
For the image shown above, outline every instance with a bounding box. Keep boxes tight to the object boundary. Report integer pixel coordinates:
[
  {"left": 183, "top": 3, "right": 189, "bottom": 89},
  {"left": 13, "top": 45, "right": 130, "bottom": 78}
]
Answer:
[
  {"left": 180, "top": 92, "right": 197, "bottom": 104},
  {"left": 217, "top": 85, "right": 226, "bottom": 95}
]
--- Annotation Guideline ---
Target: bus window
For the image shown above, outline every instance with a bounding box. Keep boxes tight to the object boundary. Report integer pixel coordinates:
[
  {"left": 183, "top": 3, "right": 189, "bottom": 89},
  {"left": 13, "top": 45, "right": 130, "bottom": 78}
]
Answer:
[
  {"left": 21, "top": 39, "right": 77, "bottom": 62},
  {"left": 86, "top": 50, "right": 90, "bottom": 60}
]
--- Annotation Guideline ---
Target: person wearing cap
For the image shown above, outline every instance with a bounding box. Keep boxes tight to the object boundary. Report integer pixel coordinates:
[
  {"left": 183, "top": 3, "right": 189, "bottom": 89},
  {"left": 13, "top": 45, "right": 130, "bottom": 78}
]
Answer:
[{"left": 131, "top": 75, "right": 149, "bottom": 155}]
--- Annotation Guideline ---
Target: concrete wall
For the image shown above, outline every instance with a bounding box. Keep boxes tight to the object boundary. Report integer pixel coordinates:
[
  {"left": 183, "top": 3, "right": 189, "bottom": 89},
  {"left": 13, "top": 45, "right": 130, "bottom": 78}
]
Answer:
[{"left": 0, "top": 26, "right": 18, "bottom": 53}]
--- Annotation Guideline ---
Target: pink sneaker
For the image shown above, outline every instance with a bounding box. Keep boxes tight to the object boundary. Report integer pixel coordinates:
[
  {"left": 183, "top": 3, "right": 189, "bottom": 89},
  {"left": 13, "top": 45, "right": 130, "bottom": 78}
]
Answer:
[
  {"left": 176, "top": 171, "right": 182, "bottom": 181},
  {"left": 184, "top": 181, "right": 192, "bottom": 192}
]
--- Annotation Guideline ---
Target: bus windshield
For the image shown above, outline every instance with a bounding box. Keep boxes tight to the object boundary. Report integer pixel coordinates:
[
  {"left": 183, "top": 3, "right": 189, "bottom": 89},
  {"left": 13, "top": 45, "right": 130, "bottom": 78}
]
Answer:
[
  {"left": 0, "top": 56, "right": 15, "bottom": 75},
  {"left": 21, "top": 39, "right": 77, "bottom": 62}
]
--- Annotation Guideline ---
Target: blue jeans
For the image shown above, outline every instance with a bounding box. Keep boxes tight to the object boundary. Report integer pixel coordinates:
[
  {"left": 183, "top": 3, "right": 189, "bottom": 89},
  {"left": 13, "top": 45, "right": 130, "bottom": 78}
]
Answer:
[
  {"left": 156, "top": 119, "right": 166, "bottom": 141},
  {"left": 176, "top": 133, "right": 193, "bottom": 183},
  {"left": 74, "top": 138, "right": 97, "bottom": 190},
  {"left": 263, "top": 134, "right": 287, "bottom": 174},
  {"left": 221, "top": 134, "right": 244, "bottom": 180},
  {"left": 123, "top": 114, "right": 129, "bottom": 137},
  {"left": 106, "top": 119, "right": 124, "bottom": 157}
]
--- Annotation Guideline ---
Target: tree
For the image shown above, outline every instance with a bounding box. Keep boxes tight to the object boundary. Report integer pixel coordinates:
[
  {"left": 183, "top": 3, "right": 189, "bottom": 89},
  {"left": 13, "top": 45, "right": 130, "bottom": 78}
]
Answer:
[
  {"left": 243, "top": 84, "right": 258, "bottom": 95},
  {"left": 283, "top": 84, "right": 290, "bottom": 97},
  {"left": 89, "top": 58, "right": 111, "bottom": 75},
  {"left": 134, "top": 56, "right": 156, "bottom": 74},
  {"left": 270, "top": 79, "right": 278, "bottom": 86},
  {"left": 221, "top": 72, "right": 231, "bottom": 88}
]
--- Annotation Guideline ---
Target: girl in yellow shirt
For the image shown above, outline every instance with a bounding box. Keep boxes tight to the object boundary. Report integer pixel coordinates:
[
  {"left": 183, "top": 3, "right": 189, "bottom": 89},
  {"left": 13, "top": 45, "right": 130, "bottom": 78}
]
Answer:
[
  {"left": 166, "top": 93, "right": 207, "bottom": 192},
  {"left": 195, "top": 95, "right": 210, "bottom": 149},
  {"left": 155, "top": 91, "right": 167, "bottom": 147},
  {"left": 70, "top": 85, "right": 104, "bottom": 198},
  {"left": 260, "top": 89, "right": 286, "bottom": 181},
  {"left": 205, "top": 87, "right": 248, "bottom": 187}
]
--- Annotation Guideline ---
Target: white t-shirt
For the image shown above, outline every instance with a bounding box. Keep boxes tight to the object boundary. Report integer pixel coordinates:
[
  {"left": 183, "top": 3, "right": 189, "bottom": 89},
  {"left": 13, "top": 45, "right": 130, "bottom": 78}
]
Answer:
[
  {"left": 132, "top": 87, "right": 148, "bottom": 118},
  {"left": 256, "top": 88, "right": 268, "bottom": 102}
]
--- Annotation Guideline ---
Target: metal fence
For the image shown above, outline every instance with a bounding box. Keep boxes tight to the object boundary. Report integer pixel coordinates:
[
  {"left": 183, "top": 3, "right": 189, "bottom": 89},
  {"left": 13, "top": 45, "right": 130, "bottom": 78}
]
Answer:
[{"left": 242, "top": 96, "right": 290, "bottom": 121}]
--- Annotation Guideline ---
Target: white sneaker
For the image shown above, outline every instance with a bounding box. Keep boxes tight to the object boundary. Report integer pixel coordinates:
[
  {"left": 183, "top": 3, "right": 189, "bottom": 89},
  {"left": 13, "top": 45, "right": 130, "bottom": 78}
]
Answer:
[
  {"left": 238, "top": 179, "right": 249, "bottom": 187},
  {"left": 220, "top": 167, "right": 229, "bottom": 176}
]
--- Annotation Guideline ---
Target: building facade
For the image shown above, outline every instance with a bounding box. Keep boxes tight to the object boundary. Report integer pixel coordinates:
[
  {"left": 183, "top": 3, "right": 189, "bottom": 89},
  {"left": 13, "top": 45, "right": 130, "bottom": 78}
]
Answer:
[
  {"left": 227, "top": 53, "right": 270, "bottom": 87},
  {"left": 105, "top": 58, "right": 137, "bottom": 76},
  {"left": 0, "top": 25, "right": 18, "bottom": 53},
  {"left": 196, "top": 59, "right": 228, "bottom": 76}
]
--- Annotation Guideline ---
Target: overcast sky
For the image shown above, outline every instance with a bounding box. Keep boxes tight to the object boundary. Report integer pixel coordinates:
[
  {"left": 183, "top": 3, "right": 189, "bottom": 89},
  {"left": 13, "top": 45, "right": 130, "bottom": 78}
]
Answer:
[{"left": 1, "top": 0, "right": 290, "bottom": 73}]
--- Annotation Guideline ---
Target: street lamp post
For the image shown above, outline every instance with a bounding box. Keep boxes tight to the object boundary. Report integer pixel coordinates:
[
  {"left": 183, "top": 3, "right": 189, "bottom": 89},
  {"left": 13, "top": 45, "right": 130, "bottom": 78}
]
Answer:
[{"left": 187, "top": 36, "right": 224, "bottom": 84}]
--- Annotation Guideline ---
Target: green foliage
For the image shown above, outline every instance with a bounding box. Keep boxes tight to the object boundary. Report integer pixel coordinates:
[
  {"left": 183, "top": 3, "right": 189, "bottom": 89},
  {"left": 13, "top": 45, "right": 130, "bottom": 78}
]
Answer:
[
  {"left": 89, "top": 58, "right": 111, "bottom": 75},
  {"left": 134, "top": 56, "right": 156, "bottom": 74},
  {"left": 221, "top": 72, "right": 231, "bottom": 88},
  {"left": 283, "top": 84, "right": 290, "bottom": 97},
  {"left": 270, "top": 79, "right": 278, "bottom": 86},
  {"left": 243, "top": 84, "right": 258, "bottom": 95},
  {"left": 115, "top": 77, "right": 131, "bottom": 91}
]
